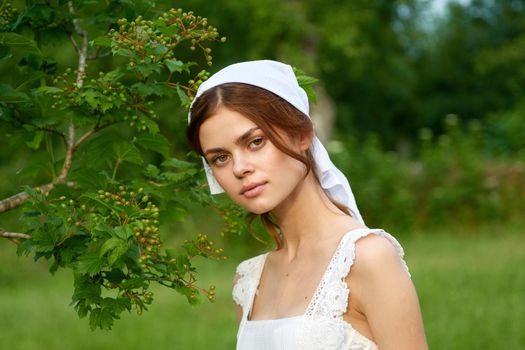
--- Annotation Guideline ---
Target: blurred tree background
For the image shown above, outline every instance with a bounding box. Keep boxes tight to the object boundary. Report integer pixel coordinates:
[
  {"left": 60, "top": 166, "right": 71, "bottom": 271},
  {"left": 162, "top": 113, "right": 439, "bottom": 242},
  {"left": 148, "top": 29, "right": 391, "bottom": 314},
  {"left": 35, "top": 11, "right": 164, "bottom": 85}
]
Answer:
[
  {"left": 1, "top": 0, "right": 524, "bottom": 349},
  {"left": 173, "top": 0, "right": 525, "bottom": 231}
]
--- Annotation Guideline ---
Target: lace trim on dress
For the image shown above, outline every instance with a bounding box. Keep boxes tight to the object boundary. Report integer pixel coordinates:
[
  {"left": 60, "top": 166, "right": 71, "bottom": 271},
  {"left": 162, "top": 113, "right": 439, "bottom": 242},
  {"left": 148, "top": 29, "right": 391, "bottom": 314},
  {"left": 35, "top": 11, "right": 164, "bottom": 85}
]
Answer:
[
  {"left": 306, "top": 228, "right": 410, "bottom": 320},
  {"left": 232, "top": 253, "right": 268, "bottom": 317},
  {"left": 297, "top": 228, "right": 409, "bottom": 349}
]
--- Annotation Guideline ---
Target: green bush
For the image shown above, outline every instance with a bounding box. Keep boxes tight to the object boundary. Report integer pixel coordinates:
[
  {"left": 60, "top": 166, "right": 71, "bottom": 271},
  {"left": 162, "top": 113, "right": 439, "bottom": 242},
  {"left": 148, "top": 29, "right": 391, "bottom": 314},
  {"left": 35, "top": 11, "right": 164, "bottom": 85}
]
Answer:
[{"left": 332, "top": 114, "right": 525, "bottom": 233}]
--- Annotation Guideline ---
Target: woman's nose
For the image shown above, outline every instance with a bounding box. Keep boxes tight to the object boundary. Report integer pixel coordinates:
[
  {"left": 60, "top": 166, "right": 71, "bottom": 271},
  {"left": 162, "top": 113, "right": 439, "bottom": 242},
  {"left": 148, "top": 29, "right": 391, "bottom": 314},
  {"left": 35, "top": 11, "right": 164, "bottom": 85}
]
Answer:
[{"left": 232, "top": 154, "right": 254, "bottom": 178}]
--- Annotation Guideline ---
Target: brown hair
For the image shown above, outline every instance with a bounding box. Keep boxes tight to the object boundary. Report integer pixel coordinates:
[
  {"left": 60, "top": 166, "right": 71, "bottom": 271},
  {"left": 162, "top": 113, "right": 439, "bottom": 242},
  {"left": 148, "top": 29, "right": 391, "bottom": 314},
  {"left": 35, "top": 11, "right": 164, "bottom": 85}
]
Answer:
[{"left": 186, "top": 83, "right": 349, "bottom": 249}]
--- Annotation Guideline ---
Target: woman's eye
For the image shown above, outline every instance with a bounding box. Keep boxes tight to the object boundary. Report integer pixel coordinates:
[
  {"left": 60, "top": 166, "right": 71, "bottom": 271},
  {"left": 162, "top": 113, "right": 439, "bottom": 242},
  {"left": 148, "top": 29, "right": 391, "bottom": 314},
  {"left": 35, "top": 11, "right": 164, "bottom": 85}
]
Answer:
[
  {"left": 213, "top": 154, "right": 229, "bottom": 165},
  {"left": 248, "top": 137, "right": 265, "bottom": 149}
]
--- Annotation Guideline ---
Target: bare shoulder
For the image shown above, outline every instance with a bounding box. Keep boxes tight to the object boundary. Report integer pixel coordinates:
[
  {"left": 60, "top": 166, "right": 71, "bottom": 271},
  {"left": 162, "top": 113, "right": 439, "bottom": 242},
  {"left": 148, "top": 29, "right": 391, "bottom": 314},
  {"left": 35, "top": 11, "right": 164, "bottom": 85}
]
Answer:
[
  {"left": 352, "top": 233, "right": 403, "bottom": 270},
  {"left": 347, "top": 233, "right": 428, "bottom": 349}
]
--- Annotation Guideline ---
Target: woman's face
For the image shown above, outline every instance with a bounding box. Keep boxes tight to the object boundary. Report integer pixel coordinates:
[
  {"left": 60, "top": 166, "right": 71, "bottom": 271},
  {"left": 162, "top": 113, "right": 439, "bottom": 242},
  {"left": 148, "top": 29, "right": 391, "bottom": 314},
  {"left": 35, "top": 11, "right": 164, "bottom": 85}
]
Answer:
[{"left": 199, "top": 106, "right": 308, "bottom": 214}]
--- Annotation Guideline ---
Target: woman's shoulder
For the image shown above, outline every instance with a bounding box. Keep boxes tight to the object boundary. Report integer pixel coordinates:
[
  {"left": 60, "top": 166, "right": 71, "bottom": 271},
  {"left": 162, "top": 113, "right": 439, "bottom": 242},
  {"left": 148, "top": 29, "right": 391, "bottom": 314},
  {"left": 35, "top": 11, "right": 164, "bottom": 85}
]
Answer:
[{"left": 344, "top": 228, "right": 410, "bottom": 277}]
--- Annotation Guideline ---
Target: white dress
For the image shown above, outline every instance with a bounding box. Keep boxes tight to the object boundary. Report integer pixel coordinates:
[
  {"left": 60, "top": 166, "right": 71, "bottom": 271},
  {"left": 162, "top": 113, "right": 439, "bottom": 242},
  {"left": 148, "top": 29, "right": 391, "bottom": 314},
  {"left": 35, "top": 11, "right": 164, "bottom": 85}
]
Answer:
[{"left": 232, "top": 228, "right": 410, "bottom": 350}]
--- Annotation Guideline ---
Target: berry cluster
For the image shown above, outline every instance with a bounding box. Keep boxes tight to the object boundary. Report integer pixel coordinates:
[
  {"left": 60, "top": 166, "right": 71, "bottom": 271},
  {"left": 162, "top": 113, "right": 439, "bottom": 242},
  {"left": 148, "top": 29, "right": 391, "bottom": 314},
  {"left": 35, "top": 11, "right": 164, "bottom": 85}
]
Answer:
[
  {"left": 180, "top": 233, "right": 225, "bottom": 303},
  {"left": 122, "top": 99, "right": 157, "bottom": 132},
  {"left": 217, "top": 203, "right": 247, "bottom": 237},
  {"left": 95, "top": 187, "right": 161, "bottom": 264},
  {"left": 48, "top": 67, "right": 158, "bottom": 132},
  {"left": 186, "top": 69, "right": 211, "bottom": 102},
  {"left": 50, "top": 69, "right": 114, "bottom": 104},
  {"left": 110, "top": 9, "right": 225, "bottom": 73}
]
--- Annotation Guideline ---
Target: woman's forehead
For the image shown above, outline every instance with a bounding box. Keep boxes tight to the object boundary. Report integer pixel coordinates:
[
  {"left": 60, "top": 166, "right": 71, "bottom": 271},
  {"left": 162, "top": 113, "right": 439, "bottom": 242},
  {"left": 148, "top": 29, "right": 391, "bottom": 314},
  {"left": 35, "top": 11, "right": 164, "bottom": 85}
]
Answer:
[{"left": 199, "top": 107, "right": 259, "bottom": 147}]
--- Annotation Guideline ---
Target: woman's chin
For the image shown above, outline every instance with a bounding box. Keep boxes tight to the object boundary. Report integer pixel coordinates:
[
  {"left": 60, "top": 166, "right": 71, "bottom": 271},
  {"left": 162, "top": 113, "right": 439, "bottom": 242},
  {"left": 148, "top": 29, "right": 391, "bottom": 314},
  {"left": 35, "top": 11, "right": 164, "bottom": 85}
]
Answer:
[{"left": 236, "top": 201, "right": 274, "bottom": 215}]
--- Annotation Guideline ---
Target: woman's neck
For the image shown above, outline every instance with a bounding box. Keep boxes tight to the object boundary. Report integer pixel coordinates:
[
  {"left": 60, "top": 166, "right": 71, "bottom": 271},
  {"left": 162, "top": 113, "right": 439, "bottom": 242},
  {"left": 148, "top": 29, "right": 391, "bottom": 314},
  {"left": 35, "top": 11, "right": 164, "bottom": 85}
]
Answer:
[{"left": 271, "top": 173, "right": 362, "bottom": 261}]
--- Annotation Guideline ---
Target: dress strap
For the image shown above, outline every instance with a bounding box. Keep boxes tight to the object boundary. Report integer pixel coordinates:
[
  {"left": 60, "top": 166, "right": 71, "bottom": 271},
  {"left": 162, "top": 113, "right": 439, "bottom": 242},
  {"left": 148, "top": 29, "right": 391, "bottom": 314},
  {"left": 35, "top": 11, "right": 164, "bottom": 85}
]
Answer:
[
  {"left": 342, "top": 228, "right": 410, "bottom": 279},
  {"left": 306, "top": 228, "right": 410, "bottom": 319}
]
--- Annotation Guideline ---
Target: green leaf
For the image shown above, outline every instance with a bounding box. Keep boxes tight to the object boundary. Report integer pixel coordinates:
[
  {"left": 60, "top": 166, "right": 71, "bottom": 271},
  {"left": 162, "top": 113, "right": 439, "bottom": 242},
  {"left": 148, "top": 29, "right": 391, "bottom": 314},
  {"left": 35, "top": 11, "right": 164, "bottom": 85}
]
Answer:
[
  {"left": 35, "top": 86, "right": 63, "bottom": 95},
  {"left": 131, "top": 82, "right": 174, "bottom": 97},
  {"left": 152, "top": 43, "right": 168, "bottom": 55},
  {"left": 162, "top": 157, "right": 195, "bottom": 169},
  {"left": 121, "top": 276, "right": 147, "bottom": 289},
  {"left": 293, "top": 67, "right": 318, "bottom": 104},
  {"left": 101, "top": 297, "right": 129, "bottom": 314},
  {"left": 109, "top": 243, "right": 129, "bottom": 266},
  {"left": 113, "top": 225, "right": 133, "bottom": 240},
  {"left": 26, "top": 130, "right": 44, "bottom": 149},
  {"left": 72, "top": 275, "right": 102, "bottom": 304},
  {"left": 114, "top": 48, "right": 135, "bottom": 59},
  {"left": 145, "top": 164, "right": 160, "bottom": 177},
  {"left": 0, "top": 84, "right": 31, "bottom": 103},
  {"left": 74, "top": 300, "right": 90, "bottom": 319},
  {"left": 84, "top": 89, "right": 104, "bottom": 110},
  {"left": 15, "top": 71, "right": 46, "bottom": 91},
  {"left": 99, "top": 237, "right": 120, "bottom": 257},
  {"left": 85, "top": 134, "right": 115, "bottom": 167},
  {"left": 162, "top": 170, "right": 196, "bottom": 183},
  {"left": 164, "top": 59, "right": 184, "bottom": 73},
  {"left": 91, "top": 36, "right": 112, "bottom": 47},
  {"left": 176, "top": 85, "right": 189, "bottom": 107},
  {"left": 89, "top": 307, "right": 114, "bottom": 331},
  {"left": 77, "top": 251, "right": 104, "bottom": 276},
  {"left": 100, "top": 237, "right": 129, "bottom": 266},
  {"left": 135, "top": 62, "right": 161, "bottom": 77},
  {"left": 113, "top": 142, "right": 143, "bottom": 165},
  {"left": 30, "top": 229, "right": 57, "bottom": 253},
  {"left": 175, "top": 254, "right": 191, "bottom": 271},
  {"left": 157, "top": 22, "right": 180, "bottom": 36},
  {"left": 0, "top": 33, "right": 42, "bottom": 57},
  {"left": 134, "top": 133, "right": 170, "bottom": 158},
  {"left": 69, "top": 168, "right": 107, "bottom": 191}
]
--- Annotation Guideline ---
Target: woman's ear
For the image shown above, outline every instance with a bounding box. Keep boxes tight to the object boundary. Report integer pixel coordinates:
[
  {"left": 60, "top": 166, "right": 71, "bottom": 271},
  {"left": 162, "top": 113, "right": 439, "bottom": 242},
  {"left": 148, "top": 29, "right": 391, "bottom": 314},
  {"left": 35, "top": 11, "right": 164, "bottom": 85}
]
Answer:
[{"left": 299, "top": 127, "right": 314, "bottom": 151}]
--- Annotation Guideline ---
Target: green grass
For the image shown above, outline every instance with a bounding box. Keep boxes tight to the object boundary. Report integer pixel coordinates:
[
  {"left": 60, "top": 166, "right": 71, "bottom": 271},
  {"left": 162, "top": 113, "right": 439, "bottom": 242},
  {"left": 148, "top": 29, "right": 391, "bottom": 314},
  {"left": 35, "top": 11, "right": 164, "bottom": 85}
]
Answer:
[
  {"left": 0, "top": 226, "right": 524, "bottom": 349},
  {"left": 404, "top": 228, "right": 525, "bottom": 350}
]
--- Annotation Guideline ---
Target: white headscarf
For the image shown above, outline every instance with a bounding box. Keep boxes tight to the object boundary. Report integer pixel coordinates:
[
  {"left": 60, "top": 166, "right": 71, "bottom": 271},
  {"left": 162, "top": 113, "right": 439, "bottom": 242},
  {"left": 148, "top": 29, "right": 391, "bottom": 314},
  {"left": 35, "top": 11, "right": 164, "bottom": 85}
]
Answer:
[{"left": 189, "top": 60, "right": 364, "bottom": 224}]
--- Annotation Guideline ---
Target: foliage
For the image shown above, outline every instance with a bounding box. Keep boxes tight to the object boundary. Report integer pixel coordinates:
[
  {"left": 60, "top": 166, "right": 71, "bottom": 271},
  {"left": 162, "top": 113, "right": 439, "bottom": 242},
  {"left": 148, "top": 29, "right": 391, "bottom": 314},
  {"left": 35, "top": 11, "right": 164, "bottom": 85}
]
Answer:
[
  {"left": 413, "top": 0, "right": 525, "bottom": 137},
  {"left": 332, "top": 115, "right": 525, "bottom": 232},
  {"left": 0, "top": 1, "right": 230, "bottom": 330}
]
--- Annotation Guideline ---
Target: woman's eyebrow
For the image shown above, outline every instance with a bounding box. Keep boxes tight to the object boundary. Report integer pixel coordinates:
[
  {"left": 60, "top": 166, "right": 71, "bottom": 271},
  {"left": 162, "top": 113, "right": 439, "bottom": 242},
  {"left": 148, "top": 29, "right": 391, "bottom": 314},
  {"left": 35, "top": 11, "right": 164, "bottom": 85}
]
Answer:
[
  {"left": 203, "top": 127, "right": 261, "bottom": 156},
  {"left": 234, "top": 127, "right": 260, "bottom": 146}
]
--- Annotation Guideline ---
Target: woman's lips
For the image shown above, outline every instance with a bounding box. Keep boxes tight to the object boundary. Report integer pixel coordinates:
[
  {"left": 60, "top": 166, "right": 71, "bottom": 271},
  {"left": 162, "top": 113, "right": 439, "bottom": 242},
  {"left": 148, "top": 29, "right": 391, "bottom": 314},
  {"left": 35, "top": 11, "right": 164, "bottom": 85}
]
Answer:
[{"left": 241, "top": 182, "right": 267, "bottom": 198}]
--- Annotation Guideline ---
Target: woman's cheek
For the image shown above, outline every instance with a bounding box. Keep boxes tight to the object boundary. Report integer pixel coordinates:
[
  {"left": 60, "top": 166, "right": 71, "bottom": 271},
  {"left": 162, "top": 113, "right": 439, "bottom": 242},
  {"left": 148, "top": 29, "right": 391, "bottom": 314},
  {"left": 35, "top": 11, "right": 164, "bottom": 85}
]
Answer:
[{"left": 213, "top": 170, "right": 236, "bottom": 196}]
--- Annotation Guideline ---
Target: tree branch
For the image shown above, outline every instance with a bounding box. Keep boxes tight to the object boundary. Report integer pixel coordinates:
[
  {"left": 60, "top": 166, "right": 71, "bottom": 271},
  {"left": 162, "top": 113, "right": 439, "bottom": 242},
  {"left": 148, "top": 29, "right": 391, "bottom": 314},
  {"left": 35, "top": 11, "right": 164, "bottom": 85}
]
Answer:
[
  {"left": 57, "top": 122, "right": 75, "bottom": 182},
  {"left": 0, "top": 229, "right": 31, "bottom": 239},
  {"left": 0, "top": 228, "right": 31, "bottom": 242},
  {"left": 68, "top": 1, "right": 88, "bottom": 88},
  {"left": 38, "top": 126, "right": 67, "bottom": 146},
  {"left": 87, "top": 46, "right": 112, "bottom": 60},
  {"left": 0, "top": 182, "right": 76, "bottom": 213},
  {"left": 73, "top": 121, "right": 117, "bottom": 151},
  {"left": 69, "top": 33, "right": 80, "bottom": 54}
]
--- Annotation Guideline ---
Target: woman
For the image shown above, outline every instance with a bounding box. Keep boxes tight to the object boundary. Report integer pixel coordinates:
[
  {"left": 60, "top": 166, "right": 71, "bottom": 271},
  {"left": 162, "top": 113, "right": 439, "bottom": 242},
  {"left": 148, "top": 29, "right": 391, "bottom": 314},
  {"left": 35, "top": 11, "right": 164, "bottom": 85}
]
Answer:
[{"left": 187, "top": 60, "right": 428, "bottom": 350}]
